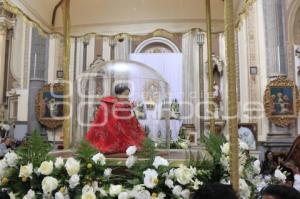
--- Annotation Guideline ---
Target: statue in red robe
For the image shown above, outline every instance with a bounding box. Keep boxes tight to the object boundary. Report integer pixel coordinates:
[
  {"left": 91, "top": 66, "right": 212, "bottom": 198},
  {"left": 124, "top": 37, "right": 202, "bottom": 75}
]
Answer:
[{"left": 86, "top": 84, "right": 145, "bottom": 154}]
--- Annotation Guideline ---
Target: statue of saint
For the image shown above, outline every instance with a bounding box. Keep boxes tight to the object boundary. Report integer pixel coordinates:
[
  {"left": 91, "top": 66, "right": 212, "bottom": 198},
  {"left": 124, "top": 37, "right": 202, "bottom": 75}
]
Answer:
[
  {"left": 213, "top": 81, "right": 221, "bottom": 106},
  {"left": 86, "top": 83, "right": 145, "bottom": 154}
]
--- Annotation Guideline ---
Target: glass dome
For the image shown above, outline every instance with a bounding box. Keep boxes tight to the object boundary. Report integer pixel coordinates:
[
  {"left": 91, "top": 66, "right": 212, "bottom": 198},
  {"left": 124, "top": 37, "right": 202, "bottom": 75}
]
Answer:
[{"left": 75, "top": 59, "right": 171, "bottom": 148}]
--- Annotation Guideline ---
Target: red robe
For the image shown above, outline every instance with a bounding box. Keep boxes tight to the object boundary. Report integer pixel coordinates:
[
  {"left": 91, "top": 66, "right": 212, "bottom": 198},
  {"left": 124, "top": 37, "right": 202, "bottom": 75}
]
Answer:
[{"left": 86, "top": 96, "right": 145, "bottom": 154}]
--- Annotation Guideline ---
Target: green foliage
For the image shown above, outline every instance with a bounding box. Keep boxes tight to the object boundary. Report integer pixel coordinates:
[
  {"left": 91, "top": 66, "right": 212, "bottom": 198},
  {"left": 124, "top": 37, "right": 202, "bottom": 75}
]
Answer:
[
  {"left": 16, "top": 129, "right": 52, "bottom": 167},
  {"left": 75, "top": 140, "right": 98, "bottom": 162},
  {"left": 139, "top": 138, "right": 157, "bottom": 161},
  {"left": 201, "top": 133, "right": 226, "bottom": 162}
]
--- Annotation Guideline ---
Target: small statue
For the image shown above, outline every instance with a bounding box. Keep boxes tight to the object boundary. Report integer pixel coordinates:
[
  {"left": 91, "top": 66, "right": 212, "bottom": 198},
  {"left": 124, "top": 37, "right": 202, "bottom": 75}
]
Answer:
[
  {"left": 134, "top": 101, "right": 147, "bottom": 120},
  {"left": 170, "top": 99, "right": 180, "bottom": 120},
  {"left": 213, "top": 81, "right": 221, "bottom": 106}
]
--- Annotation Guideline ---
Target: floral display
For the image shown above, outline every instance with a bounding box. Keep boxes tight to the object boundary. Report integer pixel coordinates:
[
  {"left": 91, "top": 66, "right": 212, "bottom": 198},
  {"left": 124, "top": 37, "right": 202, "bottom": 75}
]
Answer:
[{"left": 0, "top": 132, "right": 287, "bottom": 199}]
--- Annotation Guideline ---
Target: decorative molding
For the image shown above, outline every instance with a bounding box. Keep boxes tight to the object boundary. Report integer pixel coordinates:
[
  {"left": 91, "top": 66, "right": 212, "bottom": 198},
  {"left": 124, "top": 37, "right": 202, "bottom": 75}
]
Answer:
[{"left": 134, "top": 36, "right": 180, "bottom": 53}]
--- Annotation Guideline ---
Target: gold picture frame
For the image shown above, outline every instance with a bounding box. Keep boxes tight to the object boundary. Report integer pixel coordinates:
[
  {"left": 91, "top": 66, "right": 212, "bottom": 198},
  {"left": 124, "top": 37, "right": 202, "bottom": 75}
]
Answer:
[
  {"left": 35, "top": 83, "right": 64, "bottom": 129},
  {"left": 263, "top": 76, "right": 300, "bottom": 127}
]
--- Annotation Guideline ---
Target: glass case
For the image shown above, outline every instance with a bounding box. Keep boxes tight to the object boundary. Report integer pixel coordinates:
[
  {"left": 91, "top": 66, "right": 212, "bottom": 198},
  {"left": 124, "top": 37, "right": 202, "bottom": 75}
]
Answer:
[{"left": 75, "top": 59, "right": 171, "bottom": 148}]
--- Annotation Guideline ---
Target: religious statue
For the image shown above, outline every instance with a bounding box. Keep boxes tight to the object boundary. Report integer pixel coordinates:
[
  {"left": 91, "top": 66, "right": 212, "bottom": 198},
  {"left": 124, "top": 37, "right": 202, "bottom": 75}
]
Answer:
[
  {"left": 134, "top": 101, "right": 147, "bottom": 120},
  {"left": 170, "top": 99, "right": 180, "bottom": 120},
  {"left": 86, "top": 83, "right": 146, "bottom": 154},
  {"left": 213, "top": 81, "right": 221, "bottom": 106}
]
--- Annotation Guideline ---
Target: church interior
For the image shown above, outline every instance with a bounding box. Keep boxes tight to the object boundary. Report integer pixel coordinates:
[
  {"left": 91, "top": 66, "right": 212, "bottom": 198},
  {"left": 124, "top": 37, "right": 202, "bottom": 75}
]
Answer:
[{"left": 0, "top": 0, "right": 300, "bottom": 198}]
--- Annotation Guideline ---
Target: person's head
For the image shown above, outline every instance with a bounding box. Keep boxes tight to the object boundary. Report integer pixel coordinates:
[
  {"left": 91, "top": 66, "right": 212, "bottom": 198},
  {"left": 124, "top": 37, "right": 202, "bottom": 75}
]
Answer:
[
  {"left": 281, "top": 167, "right": 294, "bottom": 187},
  {"left": 277, "top": 153, "right": 286, "bottom": 165},
  {"left": 285, "top": 160, "right": 300, "bottom": 174},
  {"left": 3, "top": 138, "right": 12, "bottom": 147},
  {"left": 192, "top": 183, "right": 237, "bottom": 199},
  {"left": 265, "top": 150, "right": 274, "bottom": 162},
  {"left": 262, "top": 185, "right": 300, "bottom": 199},
  {"left": 114, "top": 84, "right": 130, "bottom": 97}
]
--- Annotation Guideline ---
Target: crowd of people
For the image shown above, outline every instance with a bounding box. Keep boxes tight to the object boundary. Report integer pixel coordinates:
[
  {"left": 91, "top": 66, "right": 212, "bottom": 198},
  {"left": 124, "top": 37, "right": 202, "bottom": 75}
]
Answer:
[{"left": 261, "top": 150, "right": 300, "bottom": 192}]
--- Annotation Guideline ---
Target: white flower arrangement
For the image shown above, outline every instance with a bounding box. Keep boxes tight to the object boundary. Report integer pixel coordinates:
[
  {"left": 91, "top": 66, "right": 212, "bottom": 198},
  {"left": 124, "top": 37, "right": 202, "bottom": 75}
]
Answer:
[
  {"left": 38, "top": 160, "right": 54, "bottom": 175},
  {"left": 92, "top": 152, "right": 106, "bottom": 165},
  {"left": 126, "top": 146, "right": 137, "bottom": 156},
  {"left": 19, "top": 163, "right": 33, "bottom": 179},
  {"left": 54, "top": 157, "right": 64, "bottom": 169},
  {"left": 125, "top": 155, "right": 137, "bottom": 168},
  {"left": 65, "top": 157, "right": 80, "bottom": 176},
  {"left": 41, "top": 176, "right": 58, "bottom": 194},
  {"left": 143, "top": 169, "right": 159, "bottom": 189},
  {"left": 153, "top": 156, "right": 169, "bottom": 169}
]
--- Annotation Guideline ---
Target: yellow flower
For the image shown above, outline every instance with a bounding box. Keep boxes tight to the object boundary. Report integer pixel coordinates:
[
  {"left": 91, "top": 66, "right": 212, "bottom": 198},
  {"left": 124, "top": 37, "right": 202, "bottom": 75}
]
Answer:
[
  {"left": 151, "top": 192, "right": 157, "bottom": 199},
  {"left": 1, "top": 177, "right": 8, "bottom": 185},
  {"left": 22, "top": 176, "right": 27, "bottom": 182}
]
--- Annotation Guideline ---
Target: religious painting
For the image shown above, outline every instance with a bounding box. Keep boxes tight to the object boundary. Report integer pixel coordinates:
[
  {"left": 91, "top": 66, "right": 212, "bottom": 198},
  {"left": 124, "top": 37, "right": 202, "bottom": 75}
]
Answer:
[
  {"left": 264, "top": 76, "right": 300, "bottom": 127},
  {"left": 188, "top": 132, "right": 197, "bottom": 146},
  {"left": 238, "top": 123, "right": 257, "bottom": 150},
  {"left": 36, "top": 83, "right": 64, "bottom": 129}
]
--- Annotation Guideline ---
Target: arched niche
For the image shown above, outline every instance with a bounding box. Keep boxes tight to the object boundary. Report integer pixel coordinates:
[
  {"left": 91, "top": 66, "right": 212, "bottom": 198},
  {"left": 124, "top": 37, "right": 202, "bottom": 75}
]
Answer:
[
  {"left": 134, "top": 37, "right": 180, "bottom": 53},
  {"left": 287, "top": 0, "right": 300, "bottom": 44}
]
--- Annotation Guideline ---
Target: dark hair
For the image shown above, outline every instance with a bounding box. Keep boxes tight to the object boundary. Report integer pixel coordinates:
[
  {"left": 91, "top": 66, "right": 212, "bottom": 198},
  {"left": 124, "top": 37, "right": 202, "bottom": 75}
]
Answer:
[
  {"left": 114, "top": 84, "right": 130, "bottom": 95},
  {"left": 262, "top": 185, "right": 300, "bottom": 199},
  {"left": 265, "top": 150, "right": 273, "bottom": 161},
  {"left": 192, "top": 183, "right": 237, "bottom": 199},
  {"left": 281, "top": 166, "right": 294, "bottom": 183}
]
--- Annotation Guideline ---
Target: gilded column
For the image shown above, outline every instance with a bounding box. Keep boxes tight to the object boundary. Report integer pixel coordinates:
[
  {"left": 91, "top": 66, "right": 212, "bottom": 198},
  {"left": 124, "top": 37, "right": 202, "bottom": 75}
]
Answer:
[
  {"left": 205, "top": 0, "right": 216, "bottom": 133},
  {"left": 0, "top": 22, "right": 7, "bottom": 104},
  {"left": 224, "top": 0, "right": 239, "bottom": 192},
  {"left": 62, "top": 0, "right": 71, "bottom": 149}
]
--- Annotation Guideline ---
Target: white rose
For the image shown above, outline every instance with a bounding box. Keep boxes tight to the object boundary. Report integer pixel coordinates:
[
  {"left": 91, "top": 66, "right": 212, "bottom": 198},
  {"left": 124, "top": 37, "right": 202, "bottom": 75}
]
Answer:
[
  {"left": 55, "top": 157, "right": 64, "bottom": 169},
  {"left": 220, "top": 143, "right": 230, "bottom": 155},
  {"left": 153, "top": 156, "right": 169, "bottom": 169},
  {"left": 181, "top": 189, "right": 190, "bottom": 199},
  {"left": 19, "top": 163, "right": 33, "bottom": 178},
  {"left": 4, "top": 151, "right": 18, "bottom": 167},
  {"left": 23, "top": 189, "right": 35, "bottom": 199},
  {"left": 143, "top": 169, "right": 159, "bottom": 189},
  {"left": 38, "top": 161, "right": 54, "bottom": 175},
  {"left": 109, "top": 184, "right": 122, "bottom": 196},
  {"left": 42, "top": 176, "right": 59, "bottom": 193},
  {"left": 192, "top": 179, "right": 203, "bottom": 190},
  {"left": 65, "top": 157, "right": 80, "bottom": 176},
  {"left": 82, "top": 185, "right": 94, "bottom": 193},
  {"left": 104, "top": 168, "right": 112, "bottom": 178},
  {"left": 81, "top": 191, "right": 96, "bottom": 199},
  {"left": 125, "top": 156, "right": 137, "bottom": 168},
  {"left": 172, "top": 185, "right": 182, "bottom": 196},
  {"left": 54, "top": 192, "right": 64, "bottom": 199},
  {"left": 118, "top": 192, "right": 129, "bottom": 199},
  {"left": 126, "top": 146, "right": 137, "bottom": 156},
  {"left": 99, "top": 187, "right": 108, "bottom": 197},
  {"left": 134, "top": 190, "right": 150, "bottom": 199},
  {"left": 239, "top": 178, "right": 251, "bottom": 199},
  {"left": 165, "top": 178, "right": 174, "bottom": 188},
  {"left": 274, "top": 169, "right": 287, "bottom": 182},
  {"left": 8, "top": 192, "right": 16, "bottom": 199},
  {"left": 92, "top": 153, "right": 106, "bottom": 165},
  {"left": 253, "top": 160, "right": 261, "bottom": 174},
  {"left": 174, "top": 165, "right": 194, "bottom": 185},
  {"left": 69, "top": 174, "right": 80, "bottom": 189},
  {"left": 158, "top": 192, "right": 166, "bottom": 199}
]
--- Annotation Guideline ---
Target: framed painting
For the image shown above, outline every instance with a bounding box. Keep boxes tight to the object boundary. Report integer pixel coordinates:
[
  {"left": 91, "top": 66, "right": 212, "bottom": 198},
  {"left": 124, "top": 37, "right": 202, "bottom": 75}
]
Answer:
[
  {"left": 36, "top": 83, "right": 64, "bottom": 129},
  {"left": 264, "top": 76, "right": 300, "bottom": 127}
]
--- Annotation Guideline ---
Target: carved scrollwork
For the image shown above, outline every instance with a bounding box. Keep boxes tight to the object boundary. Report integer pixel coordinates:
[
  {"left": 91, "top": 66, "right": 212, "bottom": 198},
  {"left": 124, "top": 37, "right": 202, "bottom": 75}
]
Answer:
[
  {"left": 35, "top": 83, "right": 64, "bottom": 129},
  {"left": 263, "top": 76, "right": 300, "bottom": 127}
]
